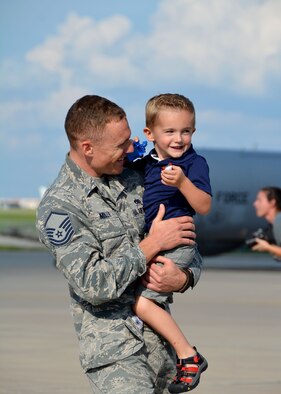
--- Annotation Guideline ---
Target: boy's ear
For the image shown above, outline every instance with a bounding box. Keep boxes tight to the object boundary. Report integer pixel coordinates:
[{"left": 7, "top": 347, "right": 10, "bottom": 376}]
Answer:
[
  {"left": 143, "top": 127, "right": 155, "bottom": 142},
  {"left": 192, "top": 128, "right": 196, "bottom": 134}
]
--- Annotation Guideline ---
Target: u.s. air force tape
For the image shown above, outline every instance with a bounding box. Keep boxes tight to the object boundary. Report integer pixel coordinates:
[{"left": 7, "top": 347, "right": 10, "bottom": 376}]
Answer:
[{"left": 45, "top": 212, "right": 74, "bottom": 246}]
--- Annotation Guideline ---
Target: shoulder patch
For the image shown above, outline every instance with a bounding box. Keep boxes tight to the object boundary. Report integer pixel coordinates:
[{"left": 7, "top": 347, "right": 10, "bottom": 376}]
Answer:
[{"left": 45, "top": 212, "right": 74, "bottom": 246}]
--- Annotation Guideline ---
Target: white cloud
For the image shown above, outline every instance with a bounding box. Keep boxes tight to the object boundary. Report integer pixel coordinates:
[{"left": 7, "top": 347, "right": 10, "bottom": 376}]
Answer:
[
  {"left": 0, "top": 85, "right": 86, "bottom": 152},
  {"left": 21, "top": 1, "right": 281, "bottom": 95},
  {"left": 26, "top": 12, "right": 133, "bottom": 86},
  {"left": 1, "top": 1, "right": 281, "bottom": 156},
  {"left": 144, "top": 0, "right": 281, "bottom": 92},
  {"left": 39, "top": 85, "right": 87, "bottom": 124}
]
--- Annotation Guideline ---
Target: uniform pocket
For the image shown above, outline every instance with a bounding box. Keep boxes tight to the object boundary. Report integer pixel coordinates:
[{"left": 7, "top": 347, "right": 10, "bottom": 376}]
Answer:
[{"left": 79, "top": 309, "right": 144, "bottom": 370}]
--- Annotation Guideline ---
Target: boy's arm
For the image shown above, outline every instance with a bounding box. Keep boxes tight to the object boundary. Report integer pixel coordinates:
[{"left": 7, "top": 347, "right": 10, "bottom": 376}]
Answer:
[
  {"left": 161, "top": 165, "right": 212, "bottom": 215},
  {"left": 178, "top": 175, "right": 212, "bottom": 215}
]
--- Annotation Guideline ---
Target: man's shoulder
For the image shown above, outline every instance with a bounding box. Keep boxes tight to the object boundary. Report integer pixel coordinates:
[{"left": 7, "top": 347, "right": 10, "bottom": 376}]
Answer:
[
  {"left": 274, "top": 212, "right": 281, "bottom": 227},
  {"left": 36, "top": 165, "right": 87, "bottom": 248},
  {"left": 37, "top": 164, "right": 81, "bottom": 218},
  {"left": 273, "top": 213, "right": 281, "bottom": 246}
]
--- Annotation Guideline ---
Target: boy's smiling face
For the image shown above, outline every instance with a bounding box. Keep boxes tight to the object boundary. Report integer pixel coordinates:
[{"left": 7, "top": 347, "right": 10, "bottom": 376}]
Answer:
[{"left": 144, "top": 108, "right": 195, "bottom": 161}]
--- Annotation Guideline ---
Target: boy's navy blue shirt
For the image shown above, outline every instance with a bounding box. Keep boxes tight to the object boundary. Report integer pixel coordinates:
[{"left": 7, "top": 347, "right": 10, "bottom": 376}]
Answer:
[{"left": 130, "top": 144, "right": 212, "bottom": 232}]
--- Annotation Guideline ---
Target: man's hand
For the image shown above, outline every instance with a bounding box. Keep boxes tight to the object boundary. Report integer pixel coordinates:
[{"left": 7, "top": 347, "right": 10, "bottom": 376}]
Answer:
[
  {"left": 139, "top": 204, "right": 196, "bottom": 263},
  {"left": 252, "top": 238, "right": 270, "bottom": 252},
  {"left": 141, "top": 255, "right": 187, "bottom": 293},
  {"left": 149, "top": 204, "right": 196, "bottom": 250},
  {"left": 252, "top": 238, "right": 281, "bottom": 259}
]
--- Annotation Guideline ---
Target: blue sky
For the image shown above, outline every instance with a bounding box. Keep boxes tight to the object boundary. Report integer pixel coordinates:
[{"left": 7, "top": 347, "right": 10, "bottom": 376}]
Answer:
[{"left": 1, "top": 0, "right": 281, "bottom": 198}]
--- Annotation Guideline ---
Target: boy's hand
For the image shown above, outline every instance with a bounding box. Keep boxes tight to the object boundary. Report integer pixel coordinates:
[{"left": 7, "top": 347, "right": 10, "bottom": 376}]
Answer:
[{"left": 161, "top": 164, "right": 186, "bottom": 188}]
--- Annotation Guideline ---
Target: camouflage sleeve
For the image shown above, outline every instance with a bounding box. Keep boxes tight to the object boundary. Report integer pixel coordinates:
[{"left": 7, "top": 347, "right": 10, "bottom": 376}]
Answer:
[{"left": 36, "top": 196, "right": 147, "bottom": 306}]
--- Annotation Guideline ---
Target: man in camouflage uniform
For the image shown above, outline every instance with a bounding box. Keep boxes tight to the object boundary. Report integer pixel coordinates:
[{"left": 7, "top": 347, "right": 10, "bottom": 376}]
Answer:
[{"left": 36, "top": 95, "right": 200, "bottom": 393}]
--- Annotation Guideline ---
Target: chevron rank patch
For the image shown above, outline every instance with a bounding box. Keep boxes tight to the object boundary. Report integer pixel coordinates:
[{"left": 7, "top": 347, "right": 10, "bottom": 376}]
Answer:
[{"left": 45, "top": 212, "right": 74, "bottom": 246}]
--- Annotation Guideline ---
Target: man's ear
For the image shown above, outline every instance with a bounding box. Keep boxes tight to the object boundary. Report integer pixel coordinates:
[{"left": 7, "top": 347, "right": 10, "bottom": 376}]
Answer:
[
  {"left": 192, "top": 128, "right": 196, "bottom": 135},
  {"left": 143, "top": 127, "right": 155, "bottom": 142},
  {"left": 80, "top": 140, "right": 94, "bottom": 156}
]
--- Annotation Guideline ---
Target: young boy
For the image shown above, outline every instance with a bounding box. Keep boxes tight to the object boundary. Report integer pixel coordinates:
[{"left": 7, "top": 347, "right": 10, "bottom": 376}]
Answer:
[{"left": 132, "top": 94, "right": 212, "bottom": 393}]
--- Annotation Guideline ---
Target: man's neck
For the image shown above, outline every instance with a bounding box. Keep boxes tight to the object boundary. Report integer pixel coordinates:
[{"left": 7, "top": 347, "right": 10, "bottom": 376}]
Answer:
[
  {"left": 69, "top": 149, "right": 100, "bottom": 178},
  {"left": 265, "top": 209, "right": 277, "bottom": 224}
]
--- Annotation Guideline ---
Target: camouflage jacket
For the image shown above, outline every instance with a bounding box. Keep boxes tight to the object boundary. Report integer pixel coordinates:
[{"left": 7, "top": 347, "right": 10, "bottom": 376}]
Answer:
[{"left": 36, "top": 155, "right": 147, "bottom": 370}]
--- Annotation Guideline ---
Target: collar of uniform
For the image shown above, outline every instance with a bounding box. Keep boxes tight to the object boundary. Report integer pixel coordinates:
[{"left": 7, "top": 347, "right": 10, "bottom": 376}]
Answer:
[
  {"left": 65, "top": 154, "right": 126, "bottom": 198},
  {"left": 65, "top": 154, "right": 100, "bottom": 196}
]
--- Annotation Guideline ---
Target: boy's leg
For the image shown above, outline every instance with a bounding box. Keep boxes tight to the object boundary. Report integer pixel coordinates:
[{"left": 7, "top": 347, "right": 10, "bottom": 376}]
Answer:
[
  {"left": 138, "top": 299, "right": 208, "bottom": 393},
  {"left": 134, "top": 295, "right": 195, "bottom": 359}
]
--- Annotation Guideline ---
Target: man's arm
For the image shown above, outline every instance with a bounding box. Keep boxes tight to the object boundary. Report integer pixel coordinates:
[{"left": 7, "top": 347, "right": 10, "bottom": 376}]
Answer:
[
  {"left": 252, "top": 238, "right": 281, "bottom": 259},
  {"left": 37, "top": 200, "right": 196, "bottom": 306},
  {"left": 36, "top": 192, "right": 149, "bottom": 306},
  {"left": 140, "top": 204, "right": 199, "bottom": 293}
]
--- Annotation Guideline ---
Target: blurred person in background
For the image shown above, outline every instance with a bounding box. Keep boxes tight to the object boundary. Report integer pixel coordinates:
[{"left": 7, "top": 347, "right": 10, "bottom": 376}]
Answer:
[{"left": 252, "top": 186, "right": 281, "bottom": 260}]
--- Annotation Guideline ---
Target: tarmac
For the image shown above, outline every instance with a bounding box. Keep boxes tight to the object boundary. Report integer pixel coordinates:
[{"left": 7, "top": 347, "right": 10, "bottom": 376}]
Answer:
[{"left": 1, "top": 250, "right": 281, "bottom": 394}]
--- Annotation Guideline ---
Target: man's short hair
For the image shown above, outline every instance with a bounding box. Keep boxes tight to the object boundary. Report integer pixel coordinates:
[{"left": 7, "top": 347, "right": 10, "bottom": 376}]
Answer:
[{"left": 65, "top": 95, "right": 126, "bottom": 148}]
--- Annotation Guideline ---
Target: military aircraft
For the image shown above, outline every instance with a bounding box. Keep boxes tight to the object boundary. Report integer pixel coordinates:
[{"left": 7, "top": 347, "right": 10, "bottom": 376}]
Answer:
[
  {"left": 1, "top": 150, "right": 281, "bottom": 254},
  {"left": 195, "top": 148, "right": 281, "bottom": 255}
]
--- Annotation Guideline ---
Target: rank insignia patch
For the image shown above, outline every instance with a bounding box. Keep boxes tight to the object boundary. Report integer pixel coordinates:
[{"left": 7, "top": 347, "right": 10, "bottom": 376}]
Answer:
[{"left": 45, "top": 212, "right": 74, "bottom": 246}]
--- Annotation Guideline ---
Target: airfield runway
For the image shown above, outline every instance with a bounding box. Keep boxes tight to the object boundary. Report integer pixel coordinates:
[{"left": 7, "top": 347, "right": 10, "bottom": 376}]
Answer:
[{"left": 1, "top": 250, "right": 281, "bottom": 394}]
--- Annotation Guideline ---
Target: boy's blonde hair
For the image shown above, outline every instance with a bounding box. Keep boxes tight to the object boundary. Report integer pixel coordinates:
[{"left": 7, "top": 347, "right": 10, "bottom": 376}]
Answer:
[{"left": 145, "top": 93, "right": 196, "bottom": 129}]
